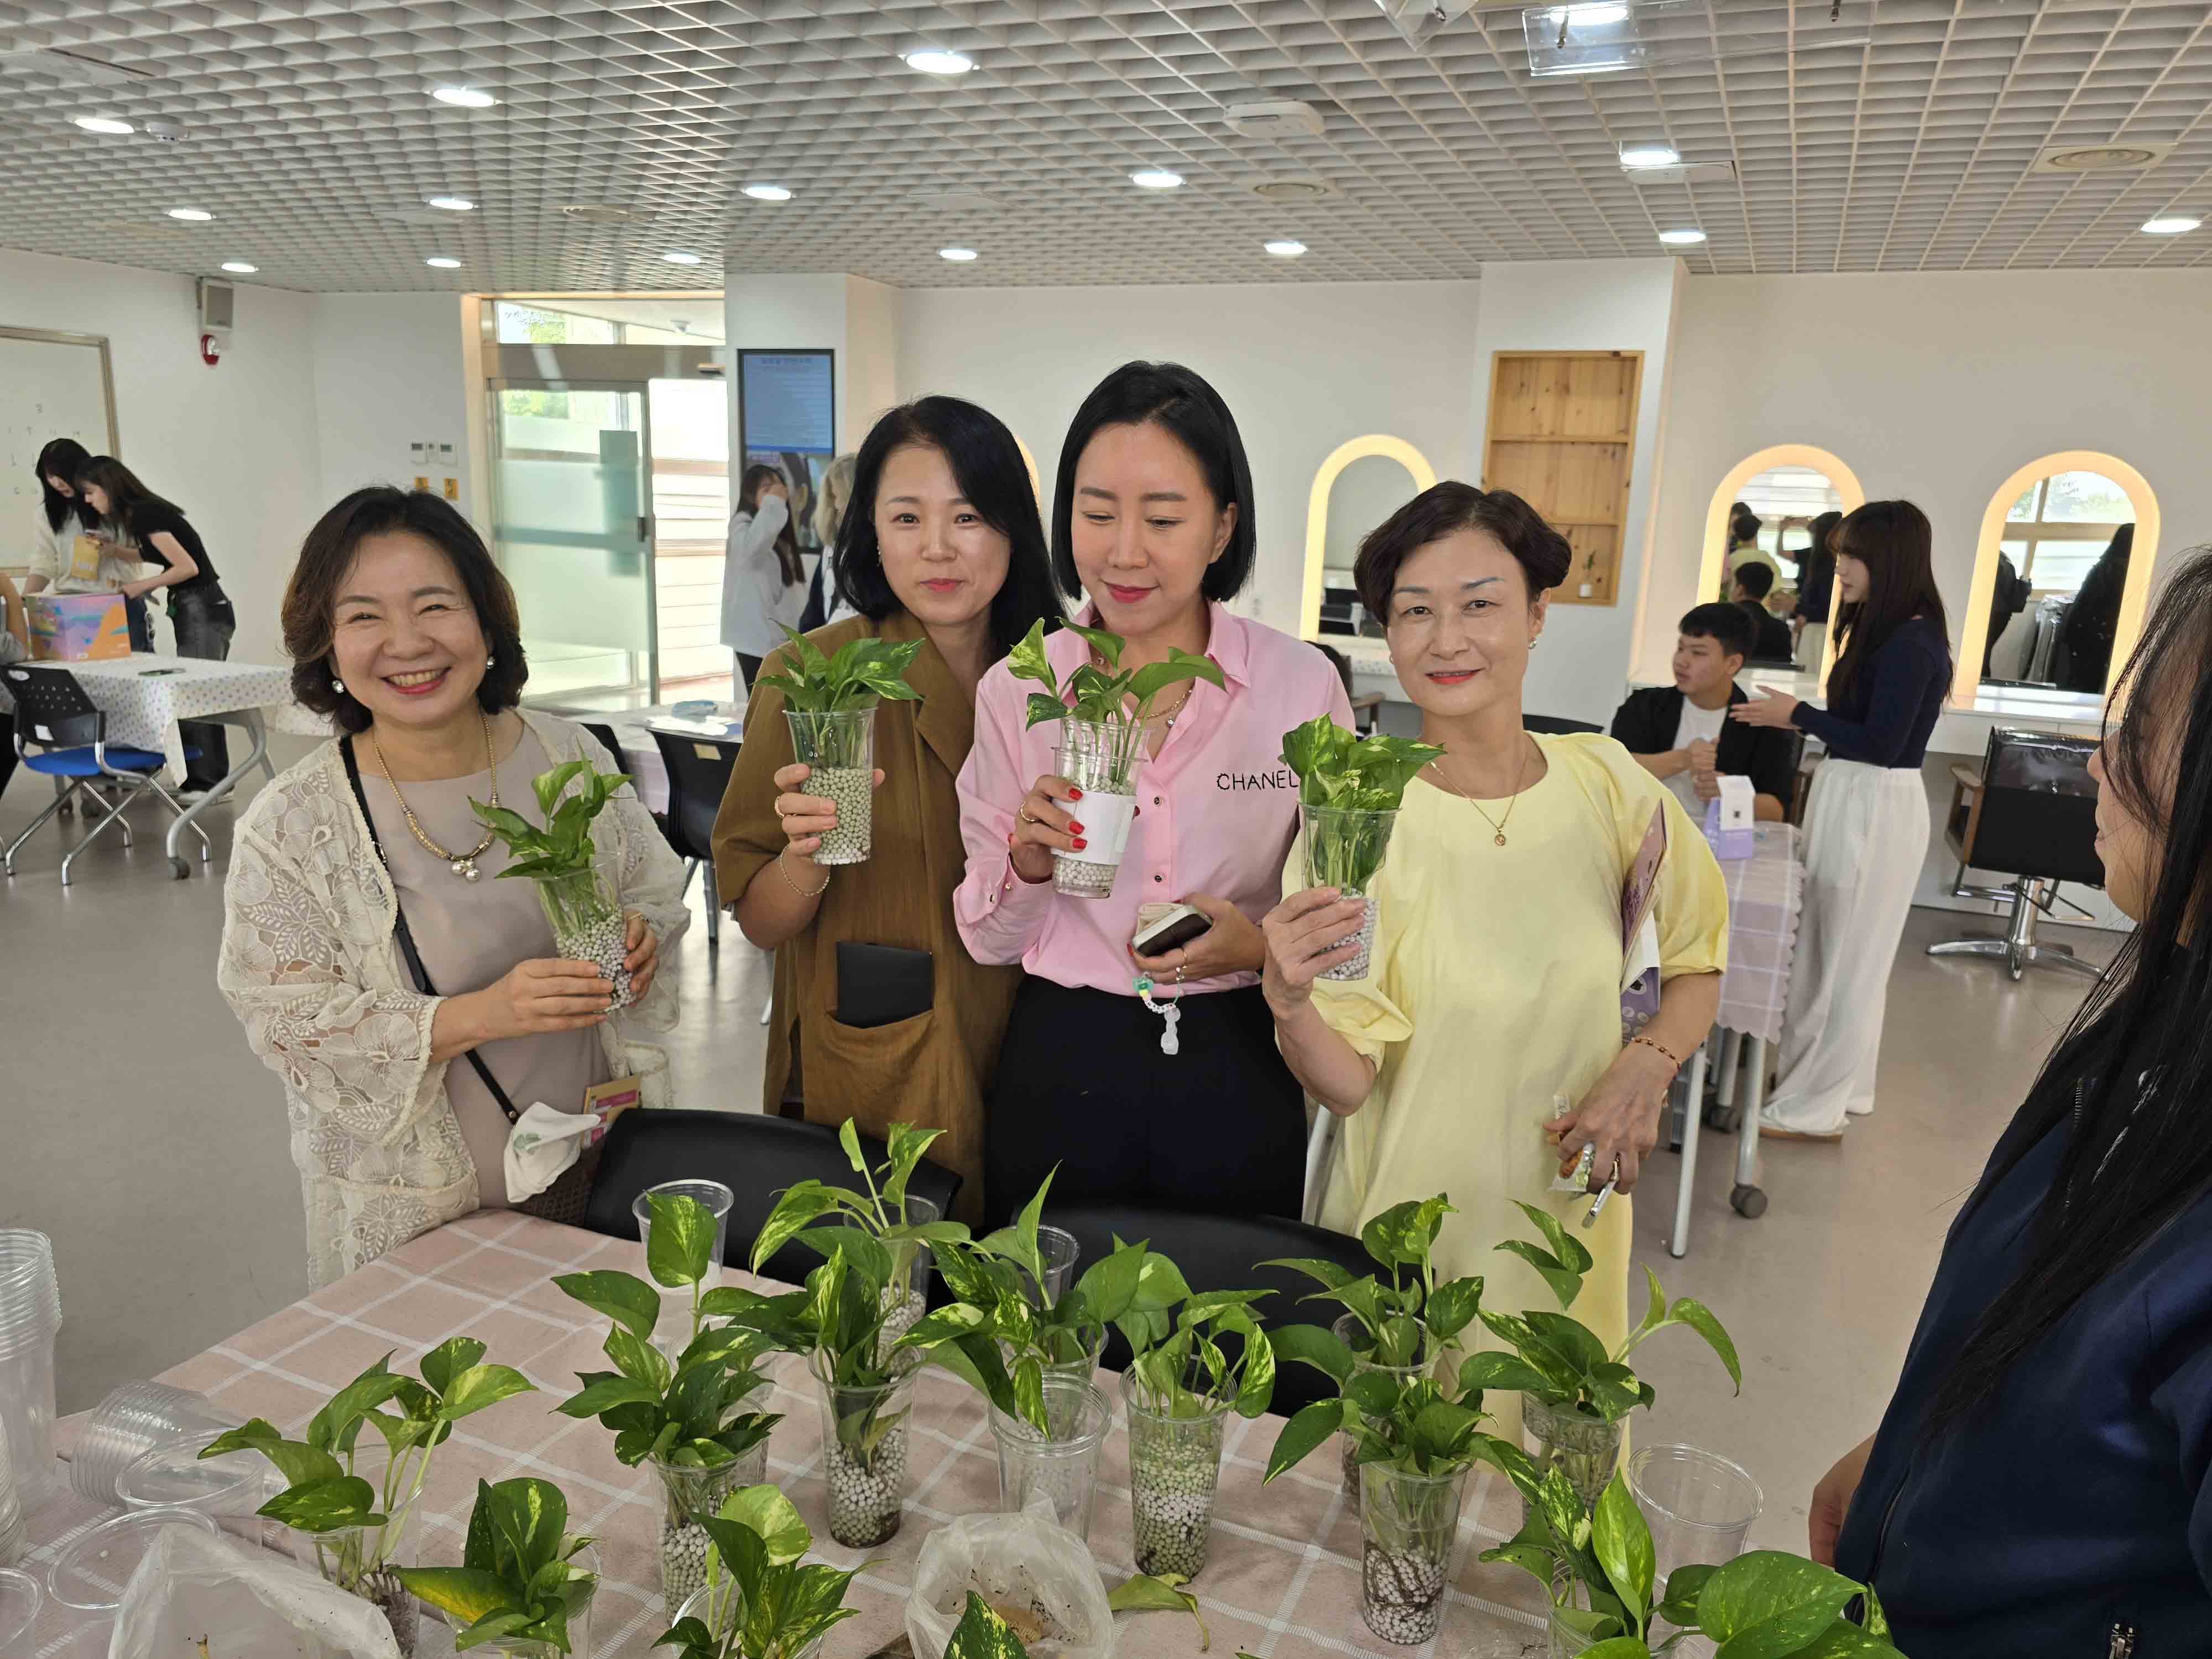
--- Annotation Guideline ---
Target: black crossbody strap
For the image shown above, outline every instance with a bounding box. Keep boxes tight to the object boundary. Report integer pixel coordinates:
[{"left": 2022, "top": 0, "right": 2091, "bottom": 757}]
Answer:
[{"left": 342, "top": 735, "right": 522, "bottom": 1125}]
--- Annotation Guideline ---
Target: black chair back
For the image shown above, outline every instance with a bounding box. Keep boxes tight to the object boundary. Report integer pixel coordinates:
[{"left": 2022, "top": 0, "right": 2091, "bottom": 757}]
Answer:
[
  {"left": 1971, "top": 728, "right": 2104, "bottom": 887},
  {"left": 1524, "top": 713, "right": 1603, "bottom": 735},
  {"left": 581, "top": 1109, "right": 962, "bottom": 1285},
  {"left": 582, "top": 721, "right": 627, "bottom": 771},
  {"left": 1046, "top": 1204, "right": 1376, "bottom": 1417},
  {"left": 1, "top": 665, "right": 103, "bottom": 750},
  {"left": 650, "top": 728, "right": 743, "bottom": 863}
]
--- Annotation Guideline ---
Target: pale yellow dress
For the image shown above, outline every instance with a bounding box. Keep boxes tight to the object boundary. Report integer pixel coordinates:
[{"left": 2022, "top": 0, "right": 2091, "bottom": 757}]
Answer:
[{"left": 1293, "top": 733, "right": 1730, "bottom": 1439}]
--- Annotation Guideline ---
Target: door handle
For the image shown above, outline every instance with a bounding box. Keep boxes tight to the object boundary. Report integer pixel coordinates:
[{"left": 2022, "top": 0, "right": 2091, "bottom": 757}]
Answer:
[{"left": 638, "top": 515, "right": 651, "bottom": 542}]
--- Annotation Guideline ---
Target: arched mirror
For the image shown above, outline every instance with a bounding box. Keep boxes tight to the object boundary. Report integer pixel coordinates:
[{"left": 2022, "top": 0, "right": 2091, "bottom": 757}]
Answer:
[
  {"left": 1960, "top": 452, "right": 2159, "bottom": 705},
  {"left": 1698, "top": 447, "right": 1864, "bottom": 681},
  {"left": 1301, "top": 436, "right": 1438, "bottom": 643}
]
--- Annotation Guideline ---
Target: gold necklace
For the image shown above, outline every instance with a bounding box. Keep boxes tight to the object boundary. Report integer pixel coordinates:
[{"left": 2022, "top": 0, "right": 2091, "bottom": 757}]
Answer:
[
  {"left": 1427, "top": 741, "right": 1531, "bottom": 847},
  {"left": 370, "top": 711, "right": 500, "bottom": 881}
]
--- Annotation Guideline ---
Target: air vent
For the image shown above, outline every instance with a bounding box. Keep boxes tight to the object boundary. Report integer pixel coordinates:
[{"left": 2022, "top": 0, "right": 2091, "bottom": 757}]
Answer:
[
  {"left": 1251, "top": 175, "right": 1335, "bottom": 202},
  {"left": 561, "top": 204, "right": 635, "bottom": 223},
  {"left": 0, "top": 48, "right": 152, "bottom": 87},
  {"left": 911, "top": 190, "right": 1001, "bottom": 213},
  {"left": 2033, "top": 142, "right": 2174, "bottom": 175},
  {"left": 1225, "top": 100, "right": 1326, "bottom": 141},
  {"left": 89, "top": 218, "right": 186, "bottom": 236},
  {"left": 379, "top": 208, "right": 455, "bottom": 226},
  {"left": 1624, "top": 160, "right": 1737, "bottom": 186}
]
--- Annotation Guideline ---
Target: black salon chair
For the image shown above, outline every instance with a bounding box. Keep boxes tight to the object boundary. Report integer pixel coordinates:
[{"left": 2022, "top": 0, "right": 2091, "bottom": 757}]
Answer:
[
  {"left": 650, "top": 727, "right": 742, "bottom": 948},
  {"left": 1929, "top": 728, "right": 2104, "bottom": 981},
  {"left": 1524, "top": 713, "right": 1603, "bottom": 735},
  {"left": 1315, "top": 643, "right": 1386, "bottom": 736},
  {"left": 581, "top": 1108, "right": 962, "bottom": 1286},
  {"left": 1045, "top": 1204, "right": 1375, "bottom": 1416},
  {"left": 581, "top": 721, "right": 627, "bottom": 771}
]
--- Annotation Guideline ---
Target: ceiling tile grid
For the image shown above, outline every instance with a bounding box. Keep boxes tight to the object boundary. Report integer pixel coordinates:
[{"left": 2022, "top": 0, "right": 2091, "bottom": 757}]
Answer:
[{"left": 0, "top": 0, "right": 2205, "bottom": 293}]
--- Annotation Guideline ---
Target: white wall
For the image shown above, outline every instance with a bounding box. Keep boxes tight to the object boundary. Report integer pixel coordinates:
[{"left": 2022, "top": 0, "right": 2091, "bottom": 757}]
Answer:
[
  {"left": 893, "top": 280, "right": 1481, "bottom": 638},
  {"left": 2, "top": 249, "right": 324, "bottom": 664},
  {"left": 1466, "top": 259, "right": 1687, "bottom": 727},
  {"left": 311, "top": 293, "right": 474, "bottom": 517}
]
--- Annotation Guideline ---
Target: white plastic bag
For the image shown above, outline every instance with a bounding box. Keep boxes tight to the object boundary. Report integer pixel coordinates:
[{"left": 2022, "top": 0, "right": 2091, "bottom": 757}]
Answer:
[
  {"left": 110, "top": 1524, "right": 401, "bottom": 1659},
  {"left": 905, "top": 1498, "right": 1116, "bottom": 1659}
]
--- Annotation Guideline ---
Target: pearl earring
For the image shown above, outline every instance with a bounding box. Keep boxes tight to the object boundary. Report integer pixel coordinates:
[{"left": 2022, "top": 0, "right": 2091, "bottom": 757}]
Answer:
[
  {"left": 486, "top": 654, "right": 496, "bottom": 668},
  {"left": 331, "top": 676, "right": 345, "bottom": 694}
]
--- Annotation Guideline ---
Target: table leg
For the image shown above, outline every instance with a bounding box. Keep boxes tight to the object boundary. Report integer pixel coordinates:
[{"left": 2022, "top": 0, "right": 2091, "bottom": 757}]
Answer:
[
  {"left": 166, "top": 708, "right": 269, "bottom": 877},
  {"left": 1670, "top": 1041, "right": 1710, "bottom": 1259},
  {"left": 1732, "top": 1035, "right": 1768, "bottom": 1218},
  {"left": 1715, "top": 1027, "right": 1742, "bottom": 1109}
]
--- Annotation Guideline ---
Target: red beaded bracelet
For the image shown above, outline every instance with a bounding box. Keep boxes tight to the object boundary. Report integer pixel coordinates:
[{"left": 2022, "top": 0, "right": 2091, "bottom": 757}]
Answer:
[{"left": 1630, "top": 1033, "right": 1684, "bottom": 1071}]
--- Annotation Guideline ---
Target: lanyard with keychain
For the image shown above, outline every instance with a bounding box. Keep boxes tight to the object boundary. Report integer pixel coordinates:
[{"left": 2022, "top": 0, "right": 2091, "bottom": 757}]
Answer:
[{"left": 1134, "top": 964, "right": 1186, "bottom": 1056}]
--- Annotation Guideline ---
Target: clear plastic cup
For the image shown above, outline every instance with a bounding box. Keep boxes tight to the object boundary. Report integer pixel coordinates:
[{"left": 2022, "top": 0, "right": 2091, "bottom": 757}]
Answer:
[
  {"left": 0, "top": 1231, "right": 62, "bottom": 1507},
  {"left": 0, "top": 1567, "right": 40, "bottom": 1650},
  {"left": 118, "top": 1428, "right": 286, "bottom": 1546},
  {"left": 1628, "top": 1443, "right": 1764, "bottom": 1588},
  {"left": 46, "top": 1506, "right": 220, "bottom": 1612},
  {"left": 634, "top": 1180, "right": 735, "bottom": 1353},
  {"left": 69, "top": 1381, "right": 236, "bottom": 1506}
]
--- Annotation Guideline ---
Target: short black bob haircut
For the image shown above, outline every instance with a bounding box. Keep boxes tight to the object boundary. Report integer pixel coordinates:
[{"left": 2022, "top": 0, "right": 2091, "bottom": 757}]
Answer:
[
  {"left": 1678, "top": 600, "right": 1756, "bottom": 662},
  {"left": 1049, "top": 361, "right": 1258, "bottom": 606},
  {"left": 832, "top": 395, "right": 1061, "bottom": 658},
  {"left": 1353, "top": 482, "right": 1571, "bottom": 622},
  {"left": 283, "top": 486, "right": 528, "bottom": 734}
]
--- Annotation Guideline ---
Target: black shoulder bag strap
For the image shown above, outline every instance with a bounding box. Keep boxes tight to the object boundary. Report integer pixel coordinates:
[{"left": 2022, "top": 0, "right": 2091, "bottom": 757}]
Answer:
[{"left": 341, "top": 734, "right": 522, "bottom": 1126}]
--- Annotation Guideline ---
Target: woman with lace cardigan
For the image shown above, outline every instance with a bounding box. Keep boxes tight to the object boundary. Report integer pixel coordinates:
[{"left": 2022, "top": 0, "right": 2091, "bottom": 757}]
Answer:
[{"left": 219, "top": 488, "right": 689, "bottom": 1287}]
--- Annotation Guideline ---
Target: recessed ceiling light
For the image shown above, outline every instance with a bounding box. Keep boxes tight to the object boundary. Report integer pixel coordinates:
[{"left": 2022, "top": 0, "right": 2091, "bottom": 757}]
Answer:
[
  {"left": 742, "top": 184, "right": 793, "bottom": 202},
  {"left": 904, "top": 48, "right": 974, "bottom": 75},
  {"left": 1619, "top": 142, "right": 1680, "bottom": 170},
  {"left": 938, "top": 246, "right": 979, "bottom": 262},
  {"left": 424, "top": 194, "right": 475, "bottom": 212},
  {"left": 73, "top": 116, "right": 134, "bottom": 135},
  {"left": 432, "top": 86, "right": 498, "bottom": 108},
  {"left": 1130, "top": 168, "right": 1185, "bottom": 190},
  {"left": 2142, "top": 215, "right": 2201, "bottom": 235},
  {"left": 220, "top": 261, "right": 257, "bottom": 274},
  {"left": 1264, "top": 238, "right": 1307, "bottom": 257},
  {"left": 425, "top": 256, "right": 462, "bottom": 269},
  {"left": 1658, "top": 228, "right": 1707, "bottom": 245},
  {"left": 662, "top": 250, "right": 703, "bottom": 265},
  {"left": 166, "top": 207, "right": 213, "bottom": 222}
]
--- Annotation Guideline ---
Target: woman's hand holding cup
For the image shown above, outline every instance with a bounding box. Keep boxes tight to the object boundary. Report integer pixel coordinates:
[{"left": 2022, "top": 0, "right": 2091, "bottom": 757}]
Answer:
[
  {"left": 773, "top": 761, "right": 883, "bottom": 862},
  {"left": 1008, "top": 773, "right": 1084, "bottom": 884}
]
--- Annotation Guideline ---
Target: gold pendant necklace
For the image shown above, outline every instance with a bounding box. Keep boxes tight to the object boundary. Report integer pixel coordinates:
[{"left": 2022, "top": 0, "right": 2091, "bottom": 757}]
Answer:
[
  {"left": 371, "top": 710, "right": 500, "bottom": 880},
  {"left": 1427, "top": 741, "right": 1530, "bottom": 847}
]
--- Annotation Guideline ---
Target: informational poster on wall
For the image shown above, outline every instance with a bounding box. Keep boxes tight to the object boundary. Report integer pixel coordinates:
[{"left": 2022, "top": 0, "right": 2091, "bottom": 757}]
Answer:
[{"left": 738, "top": 349, "right": 836, "bottom": 553}]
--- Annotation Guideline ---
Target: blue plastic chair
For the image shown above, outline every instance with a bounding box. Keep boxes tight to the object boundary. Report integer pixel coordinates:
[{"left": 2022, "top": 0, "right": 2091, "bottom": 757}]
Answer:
[{"left": 2, "top": 664, "right": 210, "bottom": 885}]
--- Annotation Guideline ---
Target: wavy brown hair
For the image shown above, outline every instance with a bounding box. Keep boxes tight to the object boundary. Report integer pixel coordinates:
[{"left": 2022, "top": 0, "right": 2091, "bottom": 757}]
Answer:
[{"left": 283, "top": 487, "right": 527, "bottom": 733}]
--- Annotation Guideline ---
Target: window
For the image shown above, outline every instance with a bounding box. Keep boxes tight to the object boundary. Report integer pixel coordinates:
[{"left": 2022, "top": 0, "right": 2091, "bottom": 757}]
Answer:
[{"left": 2002, "top": 471, "right": 2129, "bottom": 595}]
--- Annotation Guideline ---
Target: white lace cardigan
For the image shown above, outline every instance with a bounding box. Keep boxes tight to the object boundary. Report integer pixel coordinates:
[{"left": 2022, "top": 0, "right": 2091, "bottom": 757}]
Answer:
[{"left": 218, "top": 709, "right": 692, "bottom": 1288}]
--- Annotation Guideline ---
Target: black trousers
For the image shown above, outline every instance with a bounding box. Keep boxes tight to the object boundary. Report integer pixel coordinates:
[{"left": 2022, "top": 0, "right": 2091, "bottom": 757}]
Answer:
[
  {"left": 983, "top": 976, "right": 1307, "bottom": 1228},
  {"left": 170, "top": 587, "right": 236, "bottom": 790},
  {"left": 736, "top": 652, "right": 763, "bottom": 693}
]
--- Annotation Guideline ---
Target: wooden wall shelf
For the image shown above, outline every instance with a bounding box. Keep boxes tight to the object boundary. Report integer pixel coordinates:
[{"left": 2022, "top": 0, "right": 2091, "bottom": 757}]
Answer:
[{"left": 1480, "top": 349, "right": 1642, "bottom": 607}]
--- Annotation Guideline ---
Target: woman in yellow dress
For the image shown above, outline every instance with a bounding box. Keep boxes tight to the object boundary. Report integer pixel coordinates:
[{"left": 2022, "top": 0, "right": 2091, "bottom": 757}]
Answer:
[{"left": 1261, "top": 483, "right": 1728, "bottom": 1434}]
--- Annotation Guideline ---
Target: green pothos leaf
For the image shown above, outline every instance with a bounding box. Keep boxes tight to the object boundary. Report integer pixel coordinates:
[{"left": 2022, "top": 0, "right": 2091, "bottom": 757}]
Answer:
[
  {"left": 1108, "top": 1572, "right": 1209, "bottom": 1650},
  {"left": 946, "top": 1590, "right": 1031, "bottom": 1659}
]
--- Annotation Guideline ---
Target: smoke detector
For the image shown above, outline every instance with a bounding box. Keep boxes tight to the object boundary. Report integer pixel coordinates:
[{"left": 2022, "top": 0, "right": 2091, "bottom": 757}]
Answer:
[
  {"left": 1250, "top": 175, "right": 1336, "bottom": 202},
  {"left": 2033, "top": 142, "right": 2174, "bottom": 174},
  {"left": 561, "top": 204, "right": 635, "bottom": 223},
  {"left": 142, "top": 117, "right": 183, "bottom": 142},
  {"left": 1224, "top": 100, "right": 1326, "bottom": 141}
]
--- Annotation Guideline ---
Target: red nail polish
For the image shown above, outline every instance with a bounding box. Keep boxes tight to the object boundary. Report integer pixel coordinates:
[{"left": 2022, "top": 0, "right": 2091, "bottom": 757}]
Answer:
[
  {"left": 1072, "top": 837, "right": 1088, "bottom": 851},
  {"left": 1068, "top": 820, "right": 1085, "bottom": 836},
  {"left": 1007, "top": 832, "right": 1016, "bottom": 846},
  {"left": 1068, "top": 787, "right": 1083, "bottom": 800}
]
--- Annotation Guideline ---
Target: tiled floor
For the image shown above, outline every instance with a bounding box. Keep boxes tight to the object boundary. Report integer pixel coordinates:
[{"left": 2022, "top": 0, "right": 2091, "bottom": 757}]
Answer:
[{"left": 0, "top": 763, "right": 2115, "bottom": 1560}]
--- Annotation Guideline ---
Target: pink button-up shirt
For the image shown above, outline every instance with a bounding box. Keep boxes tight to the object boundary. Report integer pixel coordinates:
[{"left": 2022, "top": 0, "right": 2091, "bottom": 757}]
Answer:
[{"left": 954, "top": 603, "right": 1355, "bottom": 997}]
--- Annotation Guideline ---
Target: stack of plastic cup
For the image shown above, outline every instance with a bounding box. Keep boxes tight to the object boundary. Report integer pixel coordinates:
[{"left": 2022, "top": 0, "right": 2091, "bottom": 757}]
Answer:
[
  {"left": 0, "top": 1230, "right": 62, "bottom": 1510},
  {"left": 0, "top": 1415, "right": 26, "bottom": 1567},
  {"left": 69, "top": 1381, "right": 237, "bottom": 1507}
]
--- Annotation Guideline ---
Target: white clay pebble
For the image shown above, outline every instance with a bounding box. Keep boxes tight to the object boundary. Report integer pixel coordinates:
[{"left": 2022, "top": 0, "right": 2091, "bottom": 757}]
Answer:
[
  {"left": 826, "top": 1423, "right": 907, "bottom": 1546},
  {"left": 1133, "top": 1472, "right": 1215, "bottom": 1578},
  {"left": 804, "top": 766, "right": 873, "bottom": 864},
  {"left": 1319, "top": 896, "right": 1376, "bottom": 982},
  {"left": 878, "top": 1288, "right": 926, "bottom": 1361},
  {"left": 660, "top": 1515, "right": 714, "bottom": 1617},
  {"left": 1361, "top": 1544, "right": 1446, "bottom": 1646},
  {"left": 558, "top": 910, "right": 635, "bottom": 1009}
]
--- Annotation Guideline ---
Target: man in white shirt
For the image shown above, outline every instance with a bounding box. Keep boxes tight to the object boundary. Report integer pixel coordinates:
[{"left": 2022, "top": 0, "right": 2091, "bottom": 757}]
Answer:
[{"left": 1610, "top": 602, "right": 1796, "bottom": 822}]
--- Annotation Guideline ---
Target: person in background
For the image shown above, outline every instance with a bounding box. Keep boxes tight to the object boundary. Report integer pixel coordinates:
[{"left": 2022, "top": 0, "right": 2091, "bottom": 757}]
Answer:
[
  {"left": 2057, "top": 522, "right": 2132, "bottom": 692},
  {"left": 218, "top": 487, "right": 688, "bottom": 1287},
  {"left": 1613, "top": 602, "right": 1794, "bottom": 823},
  {"left": 716, "top": 400, "right": 1060, "bottom": 1220},
  {"left": 721, "top": 462, "right": 804, "bottom": 693},
  {"left": 1983, "top": 546, "right": 2033, "bottom": 677},
  {"left": 1793, "top": 509, "right": 1840, "bottom": 670},
  {"left": 1814, "top": 549, "right": 2212, "bottom": 1652},
  {"left": 956, "top": 359, "right": 1353, "bottom": 1224},
  {"left": 28, "top": 438, "right": 149, "bottom": 649},
  {"left": 76, "top": 457, "right": 236, "bottom": 797},
  {"left": 1730, "top": 562, "right": 1797, "bottom": 661},
  {"left": 797, "top": 453, "right": 859, "bottom": 633},
  {"left": 1260, "top": 484, "right": 1726, "bottom": 1438},
  {"left": 1721, "top": 506, "right": 1775, "bottom": 597},
  {"left": 0, "top": 566, "right": 28, "bottom": 801},
  {"left": 1732, "top": 500, "right": 1953, "bottom": 1139}
]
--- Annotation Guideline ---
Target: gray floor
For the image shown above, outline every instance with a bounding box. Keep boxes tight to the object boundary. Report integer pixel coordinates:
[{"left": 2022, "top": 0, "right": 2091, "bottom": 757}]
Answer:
[{"left": 0, "top": 760, "right": 2114, "bottom": 1557}]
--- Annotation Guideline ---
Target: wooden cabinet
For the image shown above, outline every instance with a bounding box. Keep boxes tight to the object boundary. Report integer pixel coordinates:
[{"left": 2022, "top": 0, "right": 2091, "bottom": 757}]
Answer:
[{"left": 1480, "top": 350, "right": 1642, "bottom": 606}]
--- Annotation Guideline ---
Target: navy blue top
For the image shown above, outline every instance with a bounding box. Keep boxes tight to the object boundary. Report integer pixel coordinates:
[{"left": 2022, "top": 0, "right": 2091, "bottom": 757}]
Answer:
[
  {"left": 1793, "top": 614, "right": 1949, "bottom": 768},
  {"left": 1835, "top": 1092, "right": 2212, "bottom": 1653}
]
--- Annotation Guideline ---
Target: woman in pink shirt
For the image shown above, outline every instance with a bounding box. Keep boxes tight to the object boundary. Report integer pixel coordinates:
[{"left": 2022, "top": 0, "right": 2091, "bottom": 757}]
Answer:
[{"left": 954, "top": 361, "right": 1353, "bottom": 1223}]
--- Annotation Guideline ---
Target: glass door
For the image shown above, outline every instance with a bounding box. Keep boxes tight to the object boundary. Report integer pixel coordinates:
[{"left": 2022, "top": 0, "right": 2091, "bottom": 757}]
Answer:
[{"left": 489, "top": 380, "right": 659, "bottom": 705}]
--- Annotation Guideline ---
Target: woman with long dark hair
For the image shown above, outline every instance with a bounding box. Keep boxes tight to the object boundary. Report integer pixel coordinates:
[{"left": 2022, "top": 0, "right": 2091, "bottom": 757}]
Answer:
[
  {"left": 1732, "top": 499, "right": 1953, "bottom": 1138},
  {"left": 954, "top": 360, "right": 1353, "bottom": 1223},
  {"left": 714, "top": 399, "right": 1060, "bottom": 1215},
  {"left": 720, "top": 461, "right": 806, "bottom": 692},
  {"left": 77, "top": 455, "right": 238, "bottom": 795},
  {"left": 1813, "top": 549, "right": 2212, "bottom": 1651},
  {"left": 2058, "top": 521, "right": 2133, "bottom": 692},
  {"left": 27, "top": 439, "right": 149, "bottom": 645},
  {"left": 1792, "top": 507, "right": 1841, "bottom": 670}
]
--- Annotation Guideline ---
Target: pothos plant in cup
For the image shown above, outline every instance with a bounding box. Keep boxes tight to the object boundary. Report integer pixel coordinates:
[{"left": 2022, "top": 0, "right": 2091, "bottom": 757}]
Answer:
[
  {"left": 1005, "top": 617, "right": 1224, "bottom": 898},
  {"left": 1264, "top": 1194, "right": 1484, "bottom": 1499},
  {"left": 552, "top": 1191, "right": 782, "bottom": 1615},
  {"left": 1463, "top": 1203, "right": 1740, "bottom": 1512},
  {"left": 654, "top": 1483, "right": 865, "bottom": 1659},
  {"left": 472, "top": 760, "right": 638, "bottom": 1007},
  {"left": 1484, "top": 1465, "right": 1907, "bottom": 1658},
  {"left": 200, "top": 1340, "right": 535, "bottom": 1656},
  {"left": 1281, "top": 716, "right": 1444, "bottom": 980},
  {"left": 394, "top": 1477, "right": 598, "bottom": 1655},
  {"left": 755, "top": 623, "right": 924, "bottom": 866}
]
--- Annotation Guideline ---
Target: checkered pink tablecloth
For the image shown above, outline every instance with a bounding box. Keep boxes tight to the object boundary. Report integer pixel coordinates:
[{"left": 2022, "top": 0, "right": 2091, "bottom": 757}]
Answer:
[
  {"left": 1713, "top": 823, "right": 1805, "bottom": 1046},
  {"left": 22, "top": 1212, "right": 1556, "bottom": 1658}
]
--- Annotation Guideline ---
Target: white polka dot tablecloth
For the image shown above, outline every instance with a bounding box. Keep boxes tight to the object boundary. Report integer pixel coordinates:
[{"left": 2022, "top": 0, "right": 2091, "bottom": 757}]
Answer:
[{"left": 0, "top": 652, "right": 300, "bottom": 782}]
